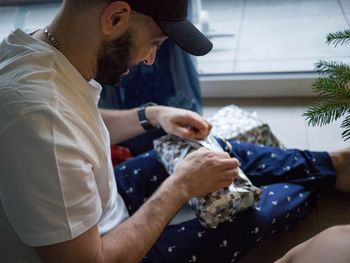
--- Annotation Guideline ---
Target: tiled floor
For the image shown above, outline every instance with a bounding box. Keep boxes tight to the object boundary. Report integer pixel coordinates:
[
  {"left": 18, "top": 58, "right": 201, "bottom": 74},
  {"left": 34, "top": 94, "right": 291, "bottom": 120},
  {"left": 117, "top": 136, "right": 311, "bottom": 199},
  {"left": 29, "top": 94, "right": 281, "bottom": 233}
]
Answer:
[
  {"left": 198, "top": 0, "right": 350, "bottom": 74},
  {"left": 203, "top": 98, "right": 348, "bottom": 152}
]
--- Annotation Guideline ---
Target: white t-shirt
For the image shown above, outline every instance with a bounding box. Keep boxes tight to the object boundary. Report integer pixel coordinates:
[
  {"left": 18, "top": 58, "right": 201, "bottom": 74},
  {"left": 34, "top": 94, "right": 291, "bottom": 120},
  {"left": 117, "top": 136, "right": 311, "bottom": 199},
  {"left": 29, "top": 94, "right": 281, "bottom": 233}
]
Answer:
[{"left": 0, "top": 29, "right": 129, "bottom": 262}]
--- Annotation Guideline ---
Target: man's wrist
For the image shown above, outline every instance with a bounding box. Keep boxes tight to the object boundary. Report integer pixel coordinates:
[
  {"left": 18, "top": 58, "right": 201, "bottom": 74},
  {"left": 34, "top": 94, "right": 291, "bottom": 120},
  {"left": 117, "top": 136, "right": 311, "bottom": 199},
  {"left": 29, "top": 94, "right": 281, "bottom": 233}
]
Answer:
[
  {"left": 137, "top": 103, "right": 158, "bottom": 131},
  {"left": 163, "top": 175, "right": 191, "bottom": 204}
]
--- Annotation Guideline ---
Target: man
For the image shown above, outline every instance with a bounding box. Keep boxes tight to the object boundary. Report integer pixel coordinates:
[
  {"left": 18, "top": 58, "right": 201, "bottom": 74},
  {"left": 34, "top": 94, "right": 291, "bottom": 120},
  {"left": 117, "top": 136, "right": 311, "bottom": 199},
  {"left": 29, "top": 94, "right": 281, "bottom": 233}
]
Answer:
[{"left": 0, "top": 0, "right": 349, "bottom": 262}]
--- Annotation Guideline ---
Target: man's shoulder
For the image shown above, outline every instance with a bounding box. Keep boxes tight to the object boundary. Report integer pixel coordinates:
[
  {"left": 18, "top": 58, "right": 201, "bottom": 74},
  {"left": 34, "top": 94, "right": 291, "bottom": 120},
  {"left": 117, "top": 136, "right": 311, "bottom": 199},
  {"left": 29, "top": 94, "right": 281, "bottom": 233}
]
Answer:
[
  {"left": 0, "top": 47, "right": 57, "bottom": 85},
  {"left": 0, "top": 59, "right": 74, "bottom": 138},
  {"left": 0, "top": 54, "right": 58, "bottom": 120},
  {"left": 0, "top": 29, "right": 63, "bottom": 89}
]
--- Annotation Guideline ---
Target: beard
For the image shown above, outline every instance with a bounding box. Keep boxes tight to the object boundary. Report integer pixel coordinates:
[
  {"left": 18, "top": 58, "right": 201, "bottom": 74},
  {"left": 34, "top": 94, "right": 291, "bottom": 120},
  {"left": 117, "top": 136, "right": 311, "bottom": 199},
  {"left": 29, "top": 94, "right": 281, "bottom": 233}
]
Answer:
[{"left": 95, "top": 31, "right": 133, "bottom": 86}]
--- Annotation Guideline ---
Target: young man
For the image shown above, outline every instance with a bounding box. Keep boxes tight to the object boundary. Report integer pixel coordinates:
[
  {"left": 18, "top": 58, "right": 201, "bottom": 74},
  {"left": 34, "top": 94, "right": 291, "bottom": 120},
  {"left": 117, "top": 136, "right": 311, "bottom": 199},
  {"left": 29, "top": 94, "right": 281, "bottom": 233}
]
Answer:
[{"left": 0, "top": 0, "right": 349, "bottom": 262}]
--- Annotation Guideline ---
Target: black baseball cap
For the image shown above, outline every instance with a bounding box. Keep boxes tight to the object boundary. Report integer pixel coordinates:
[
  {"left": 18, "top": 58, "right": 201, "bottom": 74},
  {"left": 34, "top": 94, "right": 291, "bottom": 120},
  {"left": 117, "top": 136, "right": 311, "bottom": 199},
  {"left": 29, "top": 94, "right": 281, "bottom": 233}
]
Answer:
[{"left": 125, "top": 0, "right": 213, "bottom": 56}]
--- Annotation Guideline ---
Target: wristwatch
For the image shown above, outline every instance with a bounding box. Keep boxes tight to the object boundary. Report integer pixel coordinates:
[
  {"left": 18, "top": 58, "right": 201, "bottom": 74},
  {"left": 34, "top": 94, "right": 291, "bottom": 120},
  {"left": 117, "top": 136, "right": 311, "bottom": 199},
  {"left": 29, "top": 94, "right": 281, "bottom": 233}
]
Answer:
[{"left": 137, "top": 102, "right": 157, "bottom": 131}]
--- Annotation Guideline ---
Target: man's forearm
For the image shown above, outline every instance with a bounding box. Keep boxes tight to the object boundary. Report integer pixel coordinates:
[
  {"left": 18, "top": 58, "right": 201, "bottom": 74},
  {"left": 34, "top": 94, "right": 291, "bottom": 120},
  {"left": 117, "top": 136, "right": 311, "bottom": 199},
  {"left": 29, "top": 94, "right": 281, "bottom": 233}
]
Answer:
[
  {"left": 99, "top": 108, "right": 145, "bottom": 144},
  {"left": 101, "top": 176, "right": 188, "bottom": 263},
  {"left": 36, "top": 177, "right": 188, "bottom": 263}
]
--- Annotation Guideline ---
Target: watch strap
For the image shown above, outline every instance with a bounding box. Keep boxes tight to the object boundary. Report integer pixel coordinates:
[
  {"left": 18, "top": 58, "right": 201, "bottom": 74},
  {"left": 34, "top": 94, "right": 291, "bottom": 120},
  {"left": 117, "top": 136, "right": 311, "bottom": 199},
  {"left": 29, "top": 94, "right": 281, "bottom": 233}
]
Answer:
[{"left": 137, "top": 103, "right": 157, "bottom": 131}]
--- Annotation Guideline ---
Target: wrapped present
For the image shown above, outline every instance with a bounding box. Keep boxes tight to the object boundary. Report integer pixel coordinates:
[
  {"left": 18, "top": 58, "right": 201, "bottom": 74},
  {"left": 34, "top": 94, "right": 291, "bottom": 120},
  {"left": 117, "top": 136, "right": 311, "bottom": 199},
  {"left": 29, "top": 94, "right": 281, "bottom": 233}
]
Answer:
[
  {"left": 208, "top": 105, "right": 284, "bottom": 148},
  {"left": 154, "top": 134, "right": 262, "bottom": 228}
]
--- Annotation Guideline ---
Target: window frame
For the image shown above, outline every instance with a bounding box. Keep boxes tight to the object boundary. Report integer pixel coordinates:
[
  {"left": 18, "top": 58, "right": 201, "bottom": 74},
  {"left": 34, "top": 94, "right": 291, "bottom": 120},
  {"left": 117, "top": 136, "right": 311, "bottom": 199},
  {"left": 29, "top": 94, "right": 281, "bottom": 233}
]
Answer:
[
  {"left": 0, "top": 0, "right": 61, "bottom": 6},
  {"left": 0, "top": 0, "right": 319, "bottom": 99},
  {"left": 199, "top": 71, "right": 318, "bottom": 98}
]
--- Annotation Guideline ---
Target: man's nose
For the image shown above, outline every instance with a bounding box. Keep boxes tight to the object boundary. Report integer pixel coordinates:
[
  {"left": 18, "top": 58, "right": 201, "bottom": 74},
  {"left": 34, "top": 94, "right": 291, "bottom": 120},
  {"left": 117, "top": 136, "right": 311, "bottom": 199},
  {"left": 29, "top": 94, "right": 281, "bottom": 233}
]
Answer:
[{"left": 143, "top": 47, "right": 157, "bottom": 65}]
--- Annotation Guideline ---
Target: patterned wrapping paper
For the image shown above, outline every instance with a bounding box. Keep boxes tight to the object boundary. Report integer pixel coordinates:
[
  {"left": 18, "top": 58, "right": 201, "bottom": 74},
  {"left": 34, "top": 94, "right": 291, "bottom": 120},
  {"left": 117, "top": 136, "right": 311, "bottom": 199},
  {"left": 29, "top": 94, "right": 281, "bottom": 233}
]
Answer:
[
  {"left": 154, "top": 134, "right": 262, "bottom": 228},
  {"left": 208, "top": 105, "right": 284, "bottom": 148}
]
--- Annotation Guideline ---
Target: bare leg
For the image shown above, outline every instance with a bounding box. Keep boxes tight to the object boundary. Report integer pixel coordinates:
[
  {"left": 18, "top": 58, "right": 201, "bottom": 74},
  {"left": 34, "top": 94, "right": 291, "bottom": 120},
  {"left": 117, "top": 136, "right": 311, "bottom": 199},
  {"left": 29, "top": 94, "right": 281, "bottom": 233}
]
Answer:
[
  {"left": 329, "top": 148, "right": 350, "bottom": 192},
  {"left": 275, "top": 225, "right": 350, "bottom": 263},
  {"left": 275, "top": 149, "right": 350, "bottom": 263}
]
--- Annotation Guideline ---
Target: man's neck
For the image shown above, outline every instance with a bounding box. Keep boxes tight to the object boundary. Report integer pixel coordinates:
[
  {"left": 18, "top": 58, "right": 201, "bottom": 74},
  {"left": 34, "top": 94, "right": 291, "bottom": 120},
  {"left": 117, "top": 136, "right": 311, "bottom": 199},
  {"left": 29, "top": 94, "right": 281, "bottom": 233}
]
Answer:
[{"left": 32, "top": 9, "right": 100, "bottom": 82}]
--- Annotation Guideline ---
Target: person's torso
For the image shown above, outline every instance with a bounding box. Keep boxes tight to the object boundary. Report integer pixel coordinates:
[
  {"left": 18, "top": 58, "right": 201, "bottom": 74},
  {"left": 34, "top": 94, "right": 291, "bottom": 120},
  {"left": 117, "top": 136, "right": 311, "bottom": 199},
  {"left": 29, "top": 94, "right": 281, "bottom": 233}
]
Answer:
[{"left": 0, "top": 29, "right": 128, "bottom": 262}]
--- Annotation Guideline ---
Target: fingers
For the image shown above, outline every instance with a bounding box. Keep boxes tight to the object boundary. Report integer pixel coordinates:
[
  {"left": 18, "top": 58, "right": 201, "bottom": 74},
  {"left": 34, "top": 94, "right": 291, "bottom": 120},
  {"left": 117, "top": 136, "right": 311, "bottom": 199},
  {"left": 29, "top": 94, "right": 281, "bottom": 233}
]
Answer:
[
  {"left": 178, "top": 114, "right": 212, "bottom": 140},
  {"left": 217, "top": 168, "right": 240, "bottom": 181},
  {"left": 191, "top": 119, "right": 212, "bottom": 139},
  {"left": 160, "top": 107, "right": 212, "bottom": 139},
  {"left": 173, "top": 126, "right": 199, "bottom": 139},
  {"left": 195, "top": 148, "right": 239, "bottom": 166},
  {"left": 217, "top": 158, "right": 240, "bottom": 170}
]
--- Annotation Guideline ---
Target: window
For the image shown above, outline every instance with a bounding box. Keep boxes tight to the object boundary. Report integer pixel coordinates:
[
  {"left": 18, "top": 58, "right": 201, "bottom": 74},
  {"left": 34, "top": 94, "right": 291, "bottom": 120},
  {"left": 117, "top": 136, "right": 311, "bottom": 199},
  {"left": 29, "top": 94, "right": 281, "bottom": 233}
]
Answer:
[
  {"left": 193, "top": 0, "right": 350, "bottom": 75},
  {"left": 0, "top": 0, "right": 60, "bottom": 41},
  {"left": 1, "top": 0, "right": 349, "bottom": 97},
  {"left": 192, "top": 0, "right": 350, "bottom": 97}
]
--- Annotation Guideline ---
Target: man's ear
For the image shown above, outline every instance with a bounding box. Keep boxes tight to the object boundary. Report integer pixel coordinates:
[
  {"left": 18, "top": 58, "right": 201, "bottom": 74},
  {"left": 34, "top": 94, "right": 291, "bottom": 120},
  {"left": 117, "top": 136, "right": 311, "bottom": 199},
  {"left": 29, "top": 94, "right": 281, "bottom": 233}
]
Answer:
[{"left": 101, "top": 1, "right": 131, "bottom": 39}]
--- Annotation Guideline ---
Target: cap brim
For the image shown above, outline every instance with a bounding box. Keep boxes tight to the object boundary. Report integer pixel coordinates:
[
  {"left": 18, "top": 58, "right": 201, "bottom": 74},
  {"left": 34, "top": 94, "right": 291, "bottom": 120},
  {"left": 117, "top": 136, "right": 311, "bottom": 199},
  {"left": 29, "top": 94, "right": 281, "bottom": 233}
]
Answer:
[{"left": 156, "top": 19, "right": 213, "bottom": 56}]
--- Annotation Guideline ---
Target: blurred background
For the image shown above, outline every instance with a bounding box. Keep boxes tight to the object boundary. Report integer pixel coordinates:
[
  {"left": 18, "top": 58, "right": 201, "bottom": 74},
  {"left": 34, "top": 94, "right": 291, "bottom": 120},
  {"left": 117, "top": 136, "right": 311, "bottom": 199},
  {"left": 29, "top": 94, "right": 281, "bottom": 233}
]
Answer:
[{"left": 0, "top": 0, "right": 348, "bottom": 151}]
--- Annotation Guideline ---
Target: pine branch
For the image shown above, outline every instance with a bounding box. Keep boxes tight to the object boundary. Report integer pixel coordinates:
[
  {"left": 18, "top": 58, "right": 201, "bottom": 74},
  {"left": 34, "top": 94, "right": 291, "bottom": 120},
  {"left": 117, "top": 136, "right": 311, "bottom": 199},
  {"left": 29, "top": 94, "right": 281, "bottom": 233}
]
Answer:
[
  {"left": 312, "top": 77, "right": 350, "bottom": 97},
  {"left": 304, "top": 29, "right": 350, "bottom": 141},
  {"left": 327, "top": 29, "right": 350, "bottom": 47},
  {"left": 303, "top": 99, "right": 349, "bottom": 127},
  {"left": 341, "top": 114, "right": 350, "bottom": 141},
  {"left": 315, "top": 60, "right": 350, "bottom": 80},
  {"left": 313, "top": 60, "right": 350, "bottom": 97}
]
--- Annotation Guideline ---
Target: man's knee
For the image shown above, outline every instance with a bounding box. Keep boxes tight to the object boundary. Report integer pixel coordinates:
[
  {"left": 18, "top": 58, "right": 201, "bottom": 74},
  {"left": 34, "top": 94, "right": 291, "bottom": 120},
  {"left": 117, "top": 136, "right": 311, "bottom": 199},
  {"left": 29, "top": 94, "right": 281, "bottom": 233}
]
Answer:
[{"left": 277, "top": 225, "right": 350, "bottom": 263}]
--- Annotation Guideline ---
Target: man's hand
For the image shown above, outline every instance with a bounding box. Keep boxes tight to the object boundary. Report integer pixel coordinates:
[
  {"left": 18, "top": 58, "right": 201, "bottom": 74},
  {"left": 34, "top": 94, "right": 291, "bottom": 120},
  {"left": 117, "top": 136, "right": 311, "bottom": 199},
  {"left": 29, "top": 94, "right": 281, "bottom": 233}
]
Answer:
[
  {"left": 171, "top": 148, "right": 240, "bottom": 199},
  {"left": 146, "top": 106, "right": 212, "bottom": 140}
]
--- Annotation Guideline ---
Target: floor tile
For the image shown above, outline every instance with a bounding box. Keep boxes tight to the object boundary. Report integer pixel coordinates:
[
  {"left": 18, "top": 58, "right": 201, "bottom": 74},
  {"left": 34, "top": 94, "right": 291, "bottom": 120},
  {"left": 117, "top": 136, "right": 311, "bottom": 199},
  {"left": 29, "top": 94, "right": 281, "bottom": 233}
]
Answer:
[
  {"left": 197, "top": 60, "right": 234, "bottom": 74},
  {"left": 202, "top": 0, "right": 244, "bottom": 22},
  {"left": 244, "top": 0, "right": 343, "bottom": 19},
  {"left": 198, "top": 34, "right": 236, "bottom": 61},
  {"left": 236, "top": 15, "right": 349, "bottom": 62},
  {"left": 197, "top": 0, "right": 350, "bottom": 74}
]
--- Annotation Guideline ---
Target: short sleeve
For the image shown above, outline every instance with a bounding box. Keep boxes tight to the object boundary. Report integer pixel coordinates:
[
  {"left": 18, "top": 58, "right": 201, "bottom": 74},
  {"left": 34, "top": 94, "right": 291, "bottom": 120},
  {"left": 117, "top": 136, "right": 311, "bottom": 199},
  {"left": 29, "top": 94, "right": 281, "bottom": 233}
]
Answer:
[{"left": 0, "top": 107, "right": 102, "bottom": 246}]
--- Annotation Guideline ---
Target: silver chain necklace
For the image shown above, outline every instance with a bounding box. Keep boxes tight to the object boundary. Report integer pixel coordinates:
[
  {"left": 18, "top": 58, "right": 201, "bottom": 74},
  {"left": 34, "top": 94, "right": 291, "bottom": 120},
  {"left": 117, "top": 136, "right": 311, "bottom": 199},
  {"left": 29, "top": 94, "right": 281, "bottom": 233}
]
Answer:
[{"left": 43, "top": 27, "right": 64, "bottom": 54}]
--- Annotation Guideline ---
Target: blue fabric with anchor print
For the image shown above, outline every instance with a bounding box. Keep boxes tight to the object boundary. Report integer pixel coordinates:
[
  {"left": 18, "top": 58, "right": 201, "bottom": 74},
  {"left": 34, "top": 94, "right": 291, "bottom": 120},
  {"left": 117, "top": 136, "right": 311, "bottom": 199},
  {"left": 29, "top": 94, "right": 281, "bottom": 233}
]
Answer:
[{"left": 114, "top": 139, "right": 335, "bottom": 263}]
